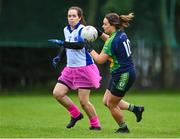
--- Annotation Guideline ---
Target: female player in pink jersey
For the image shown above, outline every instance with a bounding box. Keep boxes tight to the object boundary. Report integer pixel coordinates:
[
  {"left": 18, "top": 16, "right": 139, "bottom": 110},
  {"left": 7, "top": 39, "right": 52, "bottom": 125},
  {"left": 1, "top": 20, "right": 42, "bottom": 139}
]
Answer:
[{"left": 51, "top": 6, "right": 101, "bottom": 130}]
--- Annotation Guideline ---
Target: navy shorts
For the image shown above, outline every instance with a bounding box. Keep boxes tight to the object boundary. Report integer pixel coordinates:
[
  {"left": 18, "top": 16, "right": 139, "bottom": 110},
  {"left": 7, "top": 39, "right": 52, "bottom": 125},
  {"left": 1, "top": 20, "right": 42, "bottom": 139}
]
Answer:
[{"left": 108, "top": 68, "right": 136, "bottom": 97}]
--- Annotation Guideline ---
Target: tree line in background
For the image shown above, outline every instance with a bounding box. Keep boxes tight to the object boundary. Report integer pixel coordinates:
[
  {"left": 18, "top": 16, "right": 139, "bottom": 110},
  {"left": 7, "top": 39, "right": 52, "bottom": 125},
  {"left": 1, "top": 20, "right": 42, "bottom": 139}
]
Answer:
[{"left": 0, "top": 0, "right": 180, "bottom": 90}]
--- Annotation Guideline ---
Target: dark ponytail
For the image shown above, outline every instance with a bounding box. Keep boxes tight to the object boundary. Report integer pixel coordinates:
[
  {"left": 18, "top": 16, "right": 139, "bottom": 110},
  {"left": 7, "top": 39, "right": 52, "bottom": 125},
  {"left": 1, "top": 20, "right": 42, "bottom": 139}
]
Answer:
[{"left": 105, "top": 12, "right": 134, "bottom": 30}]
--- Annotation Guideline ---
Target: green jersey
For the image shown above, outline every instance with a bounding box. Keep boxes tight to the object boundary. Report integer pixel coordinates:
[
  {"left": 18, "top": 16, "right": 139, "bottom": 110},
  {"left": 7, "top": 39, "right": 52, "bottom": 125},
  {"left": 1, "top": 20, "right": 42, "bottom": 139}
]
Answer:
[{"left": 102, "top": 30, "right": 134, "bottom": 74}]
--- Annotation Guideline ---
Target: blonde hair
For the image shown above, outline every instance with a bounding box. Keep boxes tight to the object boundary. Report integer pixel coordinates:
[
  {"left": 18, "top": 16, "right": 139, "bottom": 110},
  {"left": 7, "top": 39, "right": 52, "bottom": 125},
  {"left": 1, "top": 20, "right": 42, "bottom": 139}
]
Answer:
[{"left": 105, "top": 12, "right": 134, "bottom": 30}]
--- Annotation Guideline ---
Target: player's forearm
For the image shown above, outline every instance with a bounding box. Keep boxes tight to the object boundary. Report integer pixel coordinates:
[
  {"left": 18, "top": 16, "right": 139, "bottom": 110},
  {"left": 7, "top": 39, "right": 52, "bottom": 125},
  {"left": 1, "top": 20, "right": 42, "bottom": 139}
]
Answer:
[
  {"left": 64, "top": 42, "right": 84, "bottom": 49},
  {"left": 90, "top": 50, "right": 106, "bottom": 64},
  {"left": 100, "top": 33, "right": 109, "bottom": 41}
]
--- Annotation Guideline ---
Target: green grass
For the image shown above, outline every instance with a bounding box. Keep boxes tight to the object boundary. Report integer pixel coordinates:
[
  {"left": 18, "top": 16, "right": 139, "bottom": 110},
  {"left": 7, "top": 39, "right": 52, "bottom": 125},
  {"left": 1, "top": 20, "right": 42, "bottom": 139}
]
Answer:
[{"left": 0, "top": 90, "right": 180, "bottom": 138}]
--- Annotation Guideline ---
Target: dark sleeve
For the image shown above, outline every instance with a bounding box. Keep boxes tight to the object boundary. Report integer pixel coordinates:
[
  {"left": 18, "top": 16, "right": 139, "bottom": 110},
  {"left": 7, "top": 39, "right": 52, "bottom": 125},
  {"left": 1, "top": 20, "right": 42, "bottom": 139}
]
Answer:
[{"left": 63, "top": 42, "right": 84, "bottom": 49}]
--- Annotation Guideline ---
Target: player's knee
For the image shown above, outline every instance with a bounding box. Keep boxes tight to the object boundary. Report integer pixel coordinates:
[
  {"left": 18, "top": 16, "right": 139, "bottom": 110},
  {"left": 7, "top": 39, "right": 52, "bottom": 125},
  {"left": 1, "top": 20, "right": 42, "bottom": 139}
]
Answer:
[
  {"left": 106, "top": 102, "right": 115, "bottom": 109},
  {"left": 53, "top": 89, "right": 59, "bottom": 98},
  {"left": 79, "top": 99, "right": 89, "bottom": 108},
  {"left": 53, "top": 89, "right": 63, "bottom": 99},
  {"left": 102, "top": 99, "right": 108, "bottom": 107}
]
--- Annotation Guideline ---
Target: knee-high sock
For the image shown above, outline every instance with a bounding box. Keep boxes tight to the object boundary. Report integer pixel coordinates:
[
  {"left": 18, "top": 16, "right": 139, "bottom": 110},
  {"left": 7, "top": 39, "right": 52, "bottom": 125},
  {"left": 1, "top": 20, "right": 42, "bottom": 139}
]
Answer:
[
  {"left": 89, "top": 116, "right": 101, "bottom": 127},
  {"left": 67, "top": 104, "right": 81, "bottom": 118}
]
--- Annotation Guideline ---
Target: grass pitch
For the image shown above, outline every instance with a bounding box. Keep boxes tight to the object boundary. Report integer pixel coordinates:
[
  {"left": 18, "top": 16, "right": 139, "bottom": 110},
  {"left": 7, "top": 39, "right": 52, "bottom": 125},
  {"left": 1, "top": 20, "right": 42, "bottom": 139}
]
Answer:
[{"left": 0, "top": 90, "right": 180, "bottom": 138}]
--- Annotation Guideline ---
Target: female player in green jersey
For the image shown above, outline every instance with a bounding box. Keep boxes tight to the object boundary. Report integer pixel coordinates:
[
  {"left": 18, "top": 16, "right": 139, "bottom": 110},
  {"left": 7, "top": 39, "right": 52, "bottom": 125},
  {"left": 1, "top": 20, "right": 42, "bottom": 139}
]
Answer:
[{"left": 87, "top": 12, "right": 144, "bottom": 133}]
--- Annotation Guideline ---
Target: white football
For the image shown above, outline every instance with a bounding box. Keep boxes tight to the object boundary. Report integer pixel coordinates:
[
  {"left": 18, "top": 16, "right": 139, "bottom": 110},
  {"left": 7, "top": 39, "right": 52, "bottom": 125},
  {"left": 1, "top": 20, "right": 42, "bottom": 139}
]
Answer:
[{"left": 81, "top": 26, "right": 98, "bottom": 42}]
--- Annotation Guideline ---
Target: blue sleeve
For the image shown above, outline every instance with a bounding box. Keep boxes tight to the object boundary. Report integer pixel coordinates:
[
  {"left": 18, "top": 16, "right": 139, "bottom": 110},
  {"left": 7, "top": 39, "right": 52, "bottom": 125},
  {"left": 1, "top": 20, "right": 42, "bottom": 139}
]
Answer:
[{"left": 78, "top": 27, "right": 84, "bottom": 42}]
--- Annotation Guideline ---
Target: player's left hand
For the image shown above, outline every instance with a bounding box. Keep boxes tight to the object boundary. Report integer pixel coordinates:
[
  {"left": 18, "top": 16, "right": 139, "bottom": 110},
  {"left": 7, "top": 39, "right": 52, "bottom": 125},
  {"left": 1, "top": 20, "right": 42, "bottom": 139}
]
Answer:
[
  {"left": 84, "top": 40, "right": 93, "bottom": 53},
  {"left": 95, "top": 27, "right": 103, "bottom": 37},
  {"left": 52, "top": 55, "right": 61, "bottom": 68}
]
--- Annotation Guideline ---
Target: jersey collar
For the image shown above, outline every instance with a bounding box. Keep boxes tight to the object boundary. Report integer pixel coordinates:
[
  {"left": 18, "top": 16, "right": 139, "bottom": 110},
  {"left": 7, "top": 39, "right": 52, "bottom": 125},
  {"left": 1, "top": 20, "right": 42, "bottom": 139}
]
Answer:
[
  {"left": 110, "top": 29, "right": 121, "bottom": 37},
  {"left": 67, "top": 22, "right": 81, "bottom": 33}
]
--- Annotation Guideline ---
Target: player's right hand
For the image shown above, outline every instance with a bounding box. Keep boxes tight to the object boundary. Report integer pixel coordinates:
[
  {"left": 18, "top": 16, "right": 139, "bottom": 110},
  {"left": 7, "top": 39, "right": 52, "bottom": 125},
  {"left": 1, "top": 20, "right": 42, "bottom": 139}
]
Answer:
[{"left": 48, "top": 39, "right": 64, "bottom": 45}]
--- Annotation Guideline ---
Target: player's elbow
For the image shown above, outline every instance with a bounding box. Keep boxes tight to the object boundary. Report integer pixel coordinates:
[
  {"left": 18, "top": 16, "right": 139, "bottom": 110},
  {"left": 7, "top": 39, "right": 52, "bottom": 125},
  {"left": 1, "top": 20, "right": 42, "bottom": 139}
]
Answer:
[{"left": 95, "top": 58, "right": 106, "bottom": 64}]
